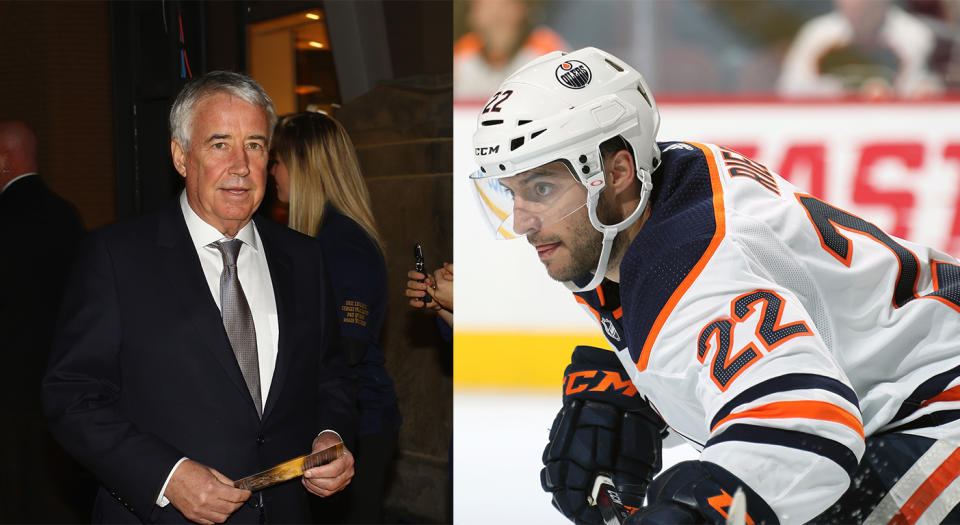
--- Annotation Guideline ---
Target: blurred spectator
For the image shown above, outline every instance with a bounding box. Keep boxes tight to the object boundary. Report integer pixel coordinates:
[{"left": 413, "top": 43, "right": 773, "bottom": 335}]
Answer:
[
  {"left": 778, "top": 0, "right": 943, "bottom": 98},
  {"left": 0, "top": 120, "right": 90, "bottom": 521},
  {"left": 454, "top": 0, "right": 567, "bottom": 99},
  {"left": 270, "top": 111, "right": 400, "bottom": 524},
  {"left": 909, "top": 0, "right": 960, "bottom": 90}
]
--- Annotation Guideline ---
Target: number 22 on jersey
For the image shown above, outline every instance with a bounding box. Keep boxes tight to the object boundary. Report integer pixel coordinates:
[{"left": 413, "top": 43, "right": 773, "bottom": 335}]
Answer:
[{"left": 697, "top": 290, "right": 813, "bottom": 391}]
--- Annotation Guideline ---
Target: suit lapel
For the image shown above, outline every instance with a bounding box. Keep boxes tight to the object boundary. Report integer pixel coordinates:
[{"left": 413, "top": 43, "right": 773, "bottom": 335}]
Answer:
[
  {"left": 155, "top": 203, "right": 255, "bottom": 409},
  {"left": 256, "top": 217, "right": 295, "bottom": 422}
]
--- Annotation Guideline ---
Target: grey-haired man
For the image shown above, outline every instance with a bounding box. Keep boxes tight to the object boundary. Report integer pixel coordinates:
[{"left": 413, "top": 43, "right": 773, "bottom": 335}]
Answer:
[{"left": 44, "top": 71, "right": 356, "bottom": 524}]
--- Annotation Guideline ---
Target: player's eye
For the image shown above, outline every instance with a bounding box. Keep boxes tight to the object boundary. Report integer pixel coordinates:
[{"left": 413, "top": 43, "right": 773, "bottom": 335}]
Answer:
[
  {"left": 212, "top": 142, "right": 227, "bottom": 150},
  {"left": 247, "top": 142, "right": 264, "bottom": 150},
  {"left": 533, "top": 183, "right": 553, "bottom": 198}
]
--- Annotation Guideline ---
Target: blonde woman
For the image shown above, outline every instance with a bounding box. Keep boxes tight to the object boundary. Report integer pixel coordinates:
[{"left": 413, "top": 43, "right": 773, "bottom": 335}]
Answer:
[{"left": 271, "top": 112, "right": 399, "bottom": 523}]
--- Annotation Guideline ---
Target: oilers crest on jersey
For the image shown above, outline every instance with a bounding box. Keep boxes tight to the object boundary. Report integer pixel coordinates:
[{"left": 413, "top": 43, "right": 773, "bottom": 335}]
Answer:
[{"left": 570, "top": 141, "right": 960, "bottom": 523}]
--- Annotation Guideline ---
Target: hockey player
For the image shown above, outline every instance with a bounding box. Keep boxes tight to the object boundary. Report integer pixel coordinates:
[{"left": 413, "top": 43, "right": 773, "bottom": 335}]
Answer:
[{"left": 471, "top": 47, "right": 960, "bottom": 524}]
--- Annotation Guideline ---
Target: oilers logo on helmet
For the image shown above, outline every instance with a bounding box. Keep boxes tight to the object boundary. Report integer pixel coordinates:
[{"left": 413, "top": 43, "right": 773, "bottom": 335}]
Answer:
[{"left": 555, "top": 60, "right": 592, "bottom": 89}]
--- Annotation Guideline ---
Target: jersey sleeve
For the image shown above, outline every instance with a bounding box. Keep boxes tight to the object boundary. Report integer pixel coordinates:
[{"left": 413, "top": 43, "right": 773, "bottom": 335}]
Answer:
[{"left": 642, "top": 240, "right": 865, "bottom": 523}]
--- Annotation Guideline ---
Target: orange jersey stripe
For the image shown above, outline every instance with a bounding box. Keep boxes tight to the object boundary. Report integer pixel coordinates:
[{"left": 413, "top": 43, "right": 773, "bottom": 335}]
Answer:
[
  {"left": 637, "top": 142, "right": 726, "bottom": 371},
  {"left": 574, "top": 295, "right": 602, "bottom": 324},
  {"left": 711, "top": 400, "right": 864, "bottom": 439},
  {"left": 921, "top": 385, "right": 960, "bottom": 408},
  {"left": 889, "top": 446, "right": 960, "bottom": 525}
]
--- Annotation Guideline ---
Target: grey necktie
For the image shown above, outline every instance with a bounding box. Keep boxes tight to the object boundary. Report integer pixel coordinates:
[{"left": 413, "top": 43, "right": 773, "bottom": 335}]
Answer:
[{"left": 212, "top": 239, "right": 262, "bottom": 416}]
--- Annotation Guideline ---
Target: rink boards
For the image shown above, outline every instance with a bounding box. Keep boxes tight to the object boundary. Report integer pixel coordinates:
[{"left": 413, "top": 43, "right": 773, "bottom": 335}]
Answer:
[{"left": 454, "top": 98, "right": 960, "bottom": 389}]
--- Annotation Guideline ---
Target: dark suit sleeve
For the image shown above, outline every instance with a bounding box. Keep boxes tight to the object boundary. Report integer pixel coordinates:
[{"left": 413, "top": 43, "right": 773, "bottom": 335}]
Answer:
[{"left": 42, "top": 232, "right": 183, "bottom": 520}]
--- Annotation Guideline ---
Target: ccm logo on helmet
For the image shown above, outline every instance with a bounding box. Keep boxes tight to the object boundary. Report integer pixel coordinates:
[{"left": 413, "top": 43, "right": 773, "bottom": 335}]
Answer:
[
  {"left": 476, "top": 145, "right": 500, "bottom": 156},
  {"left": 555, "top": 60, "right": 592, "bottom": 89}
]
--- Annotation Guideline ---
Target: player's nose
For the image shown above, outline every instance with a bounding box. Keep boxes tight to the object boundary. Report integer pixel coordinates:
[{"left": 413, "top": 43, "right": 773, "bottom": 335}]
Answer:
[{"left": 512, "top": 206, "right": 541, "bottom": 236}]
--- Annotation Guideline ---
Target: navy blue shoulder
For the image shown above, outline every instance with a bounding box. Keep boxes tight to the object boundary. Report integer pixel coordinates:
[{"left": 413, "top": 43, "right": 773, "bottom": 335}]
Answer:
[
  {"left": 315, "top": 207, "right": 387, "bottom": 336},
  {"left": 315, "top": 208, "right": 385, "bottom": 279},
  {"left": 620, "top": 142, "right": 723, "bottom": 367}
]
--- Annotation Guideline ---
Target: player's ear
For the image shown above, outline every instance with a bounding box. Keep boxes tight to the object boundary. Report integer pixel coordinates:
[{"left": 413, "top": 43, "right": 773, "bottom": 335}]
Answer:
[{"left": 605, "top": 149, "right": 636, "bottom": 196}]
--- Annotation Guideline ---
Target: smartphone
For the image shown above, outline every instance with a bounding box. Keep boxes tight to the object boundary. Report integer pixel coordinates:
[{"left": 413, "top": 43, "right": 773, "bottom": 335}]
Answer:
[
  {"left": 414, "top": 243, "right": 431, "bottom": 305},
  {"left": 414, "top": 243, "right": 425, "bottom": 277}
]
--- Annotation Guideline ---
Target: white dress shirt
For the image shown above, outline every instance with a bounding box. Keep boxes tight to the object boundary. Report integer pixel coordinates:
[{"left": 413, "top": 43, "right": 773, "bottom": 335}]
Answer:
[
  {"left": 156, "top": 192, "right": 280, "bottom": 506},
  {"left": 179, "top": 191, "right": 280, "bottom": 397}
]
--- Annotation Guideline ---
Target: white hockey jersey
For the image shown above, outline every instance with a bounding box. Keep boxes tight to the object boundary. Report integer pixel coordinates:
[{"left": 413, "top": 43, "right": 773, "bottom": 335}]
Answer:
[{"left": 571, "top": 141, "right": 960, "bottom": 523}]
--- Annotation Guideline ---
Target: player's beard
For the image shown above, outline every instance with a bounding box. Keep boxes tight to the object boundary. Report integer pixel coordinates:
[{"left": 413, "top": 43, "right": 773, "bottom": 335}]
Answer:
[
  {"left": 529, "top": 200, "right": 629, "bottom": 283},
  {"left": 554, "top": 211, "right": 604, "bottom": 282}
]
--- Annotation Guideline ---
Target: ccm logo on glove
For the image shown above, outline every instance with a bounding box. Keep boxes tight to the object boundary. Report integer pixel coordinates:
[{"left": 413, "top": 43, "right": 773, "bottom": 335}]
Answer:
[{"left": 564, "top": 369, "right": 639, "bottom": 397}]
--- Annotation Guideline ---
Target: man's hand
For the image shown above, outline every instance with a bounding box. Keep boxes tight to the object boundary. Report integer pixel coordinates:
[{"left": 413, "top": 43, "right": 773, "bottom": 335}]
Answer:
[
  {"left": 165, "top": 459, "right": 250, "bottom": 524},
  {"left": 302, "top": 430, "right": 354, "bottom": 497}
]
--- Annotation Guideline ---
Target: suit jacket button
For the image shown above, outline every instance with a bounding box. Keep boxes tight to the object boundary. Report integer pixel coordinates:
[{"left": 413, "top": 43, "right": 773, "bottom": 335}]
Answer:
[{"left": 256, "top": 435, "right": 265, "bottom": 445}]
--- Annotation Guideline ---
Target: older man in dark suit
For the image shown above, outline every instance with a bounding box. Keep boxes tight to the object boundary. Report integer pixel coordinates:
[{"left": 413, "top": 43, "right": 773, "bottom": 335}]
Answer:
[{"left": 43, "top": 72, "right": 356, "bottom": 524}]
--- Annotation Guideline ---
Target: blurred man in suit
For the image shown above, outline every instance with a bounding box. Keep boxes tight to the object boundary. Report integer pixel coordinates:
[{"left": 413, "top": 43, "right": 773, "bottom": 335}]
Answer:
[
  {"left": 43, "top": 72, "right": 356, "bottom": 524},
  {"left": 0, "top": 119, "right": 88, "bottom": 522}
]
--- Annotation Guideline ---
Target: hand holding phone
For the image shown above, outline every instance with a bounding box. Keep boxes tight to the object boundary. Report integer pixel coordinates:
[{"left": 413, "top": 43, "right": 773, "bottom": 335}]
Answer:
[{"left": 413, "top": 243, "right": 432, "bottom": 306}]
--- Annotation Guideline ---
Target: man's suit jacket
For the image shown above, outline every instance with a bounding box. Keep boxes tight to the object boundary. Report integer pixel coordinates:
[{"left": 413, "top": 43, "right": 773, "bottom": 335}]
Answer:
[
  {"left": 0, "top": 175, "right": 84, "bottom": 413},
  {"left": 0, "top": 175, "right": 89, "bottom": 522},
  {"left": 43, "top": 200, "right": 356, "bottom": 523}
]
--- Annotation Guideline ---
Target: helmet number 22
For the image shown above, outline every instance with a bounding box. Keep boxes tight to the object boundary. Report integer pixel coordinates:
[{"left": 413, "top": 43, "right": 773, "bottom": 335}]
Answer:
[{"left": 482, "top": 90, "right": 514, "bottom": 114}]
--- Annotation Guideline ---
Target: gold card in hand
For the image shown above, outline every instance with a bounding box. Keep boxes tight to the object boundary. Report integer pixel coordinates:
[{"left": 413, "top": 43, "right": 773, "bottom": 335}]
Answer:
[{"left": 234, "top": 441, "right": 344, "bottom": 492}]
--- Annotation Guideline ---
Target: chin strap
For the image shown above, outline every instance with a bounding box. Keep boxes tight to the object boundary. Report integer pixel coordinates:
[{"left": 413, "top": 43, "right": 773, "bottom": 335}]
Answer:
[
  {"left": 564, "top": 226, "right": 617, "bottom": 292},
  {"left": 563, "top": 168, "right": 653, "bottom": 293}
]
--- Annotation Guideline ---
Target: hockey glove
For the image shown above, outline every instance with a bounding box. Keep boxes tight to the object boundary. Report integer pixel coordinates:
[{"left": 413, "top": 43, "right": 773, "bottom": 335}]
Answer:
[
  {"left": 625, "top": 460, "right": 779, "bottom": 525},
  {"left": 541, "top": 345, "right": 665, "bottom": 525}
]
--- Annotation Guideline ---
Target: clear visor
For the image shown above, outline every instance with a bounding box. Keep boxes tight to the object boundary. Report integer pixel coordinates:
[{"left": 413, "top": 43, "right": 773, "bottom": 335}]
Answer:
[{"left": 472, "top": 161, "right": 588, "bottom": 239}]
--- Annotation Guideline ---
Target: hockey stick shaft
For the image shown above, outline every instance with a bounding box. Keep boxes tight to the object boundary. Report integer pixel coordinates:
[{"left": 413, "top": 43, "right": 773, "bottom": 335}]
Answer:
[{"left": 592, "top": 475, "right": 630, "bottom": 525}]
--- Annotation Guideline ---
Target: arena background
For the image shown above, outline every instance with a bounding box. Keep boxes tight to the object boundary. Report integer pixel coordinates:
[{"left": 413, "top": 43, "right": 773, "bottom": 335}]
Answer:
[{"left": 452, "top": 0, "right": 960, "bottom": 523}]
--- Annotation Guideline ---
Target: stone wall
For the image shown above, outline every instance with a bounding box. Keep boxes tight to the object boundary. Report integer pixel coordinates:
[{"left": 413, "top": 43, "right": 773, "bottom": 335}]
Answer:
[{"left": 338, "top": 74, "right": 453, "bottom": 523}]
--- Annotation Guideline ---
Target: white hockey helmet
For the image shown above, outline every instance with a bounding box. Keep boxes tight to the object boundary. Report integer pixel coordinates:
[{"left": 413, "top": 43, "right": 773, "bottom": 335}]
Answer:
[{"left": 471, "top": 46, "right": 661, "bottom": 291}]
